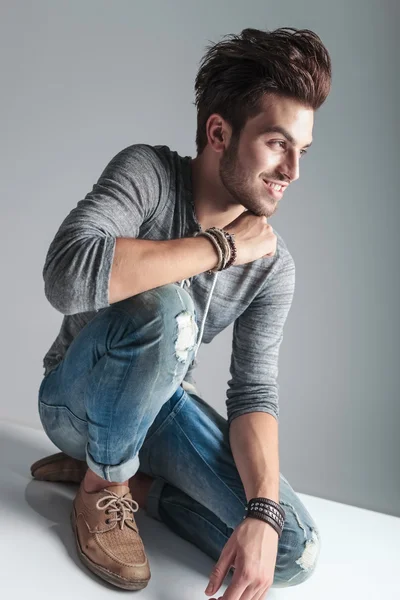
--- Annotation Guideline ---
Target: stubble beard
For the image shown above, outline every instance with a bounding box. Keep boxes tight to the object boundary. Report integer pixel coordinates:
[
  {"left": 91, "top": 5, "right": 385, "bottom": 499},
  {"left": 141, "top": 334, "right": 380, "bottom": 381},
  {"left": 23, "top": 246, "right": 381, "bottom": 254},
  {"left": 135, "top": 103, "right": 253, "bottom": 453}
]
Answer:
[{"left": 219, "top": 136, "right": 279, "bottom": 219}]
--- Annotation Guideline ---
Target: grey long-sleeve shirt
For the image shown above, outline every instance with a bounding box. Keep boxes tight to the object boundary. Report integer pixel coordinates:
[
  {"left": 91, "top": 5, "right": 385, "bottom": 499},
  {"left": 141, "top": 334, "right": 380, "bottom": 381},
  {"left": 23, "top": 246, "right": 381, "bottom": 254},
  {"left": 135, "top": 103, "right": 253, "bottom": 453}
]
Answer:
[{"left": 42, "top": 143, "right": 295, "bottom": 425}]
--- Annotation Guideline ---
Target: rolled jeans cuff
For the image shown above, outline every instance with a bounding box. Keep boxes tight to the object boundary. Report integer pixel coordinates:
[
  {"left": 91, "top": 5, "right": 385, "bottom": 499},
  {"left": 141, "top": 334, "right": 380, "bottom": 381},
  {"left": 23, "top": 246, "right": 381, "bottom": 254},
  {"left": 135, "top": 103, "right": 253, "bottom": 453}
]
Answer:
[
  {"left": 146, "top": 478, "right": 166, "bottom": 522},
  {"left": 85, "top": 444, "right": 140, "bottom": 483}
]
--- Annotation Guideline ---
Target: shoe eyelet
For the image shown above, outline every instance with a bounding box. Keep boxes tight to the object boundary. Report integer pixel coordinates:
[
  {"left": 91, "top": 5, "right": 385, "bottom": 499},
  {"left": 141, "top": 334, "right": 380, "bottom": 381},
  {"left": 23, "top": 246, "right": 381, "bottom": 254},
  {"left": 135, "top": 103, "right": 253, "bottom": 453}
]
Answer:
[
  {"left": 105, "top": 519, "right": 110, "bottom": 524},
  {"left": 105, "top": 509, "right": 110, "bottom": 514}
]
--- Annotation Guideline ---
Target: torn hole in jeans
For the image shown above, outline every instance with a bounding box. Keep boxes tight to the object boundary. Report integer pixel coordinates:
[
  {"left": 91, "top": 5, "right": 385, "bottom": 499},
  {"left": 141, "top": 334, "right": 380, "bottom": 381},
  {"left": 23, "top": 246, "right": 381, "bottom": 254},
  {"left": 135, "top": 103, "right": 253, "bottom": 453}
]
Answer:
[{"left": 174, "top": 310, "right": 198, "bottom": 363}]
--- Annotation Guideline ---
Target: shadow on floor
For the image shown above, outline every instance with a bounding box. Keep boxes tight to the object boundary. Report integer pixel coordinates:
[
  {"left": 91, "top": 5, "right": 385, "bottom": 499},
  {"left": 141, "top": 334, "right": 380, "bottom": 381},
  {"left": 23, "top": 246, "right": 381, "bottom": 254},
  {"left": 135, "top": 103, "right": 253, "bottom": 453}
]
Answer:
[{"left": 0, "top": 424, "right": 227, "bottom": 592}]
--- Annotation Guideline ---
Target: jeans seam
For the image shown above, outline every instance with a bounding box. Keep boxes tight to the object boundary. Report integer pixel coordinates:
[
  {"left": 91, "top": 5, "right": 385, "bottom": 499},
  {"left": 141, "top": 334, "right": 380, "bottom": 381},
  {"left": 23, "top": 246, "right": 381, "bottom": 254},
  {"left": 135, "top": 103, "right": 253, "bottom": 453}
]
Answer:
[
  {"left": 162, "top": 498, "right": 232, "bottom": 540},
  {"left": 143, "top": 388, "right": 186, "bottom": 447},
  {"left": 174, "top": 418, "right": 246, "bottom": 511},
  {"left": 106, "top": 345, "right": 135, "bottom": 466}
]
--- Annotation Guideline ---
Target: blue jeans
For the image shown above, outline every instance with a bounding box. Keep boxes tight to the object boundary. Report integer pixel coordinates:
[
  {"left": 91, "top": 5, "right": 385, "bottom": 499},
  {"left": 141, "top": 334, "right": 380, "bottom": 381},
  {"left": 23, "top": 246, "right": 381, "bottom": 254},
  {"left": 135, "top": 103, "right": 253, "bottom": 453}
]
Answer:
[{"left": 38, "top": 283, "right": 320, "bottom": 587}]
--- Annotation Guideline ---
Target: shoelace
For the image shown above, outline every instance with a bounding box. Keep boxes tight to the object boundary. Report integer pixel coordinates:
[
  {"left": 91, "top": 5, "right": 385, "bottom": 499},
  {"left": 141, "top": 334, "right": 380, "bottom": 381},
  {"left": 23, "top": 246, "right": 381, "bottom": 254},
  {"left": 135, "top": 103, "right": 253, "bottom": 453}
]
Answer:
[{"left": 96, "top": 491, "right": 139, "bottom": 530}]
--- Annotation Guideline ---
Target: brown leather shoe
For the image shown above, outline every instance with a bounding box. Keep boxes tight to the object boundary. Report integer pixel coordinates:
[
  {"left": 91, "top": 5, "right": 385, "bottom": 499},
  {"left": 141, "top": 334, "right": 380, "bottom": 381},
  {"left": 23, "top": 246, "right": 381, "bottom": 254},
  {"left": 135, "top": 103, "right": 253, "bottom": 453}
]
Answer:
[
  {"left": 30, "top": 452, "right": 88, "bottom": 483},
  {"left": 71, "top": 482, "right": 151, "bottom": 590}
]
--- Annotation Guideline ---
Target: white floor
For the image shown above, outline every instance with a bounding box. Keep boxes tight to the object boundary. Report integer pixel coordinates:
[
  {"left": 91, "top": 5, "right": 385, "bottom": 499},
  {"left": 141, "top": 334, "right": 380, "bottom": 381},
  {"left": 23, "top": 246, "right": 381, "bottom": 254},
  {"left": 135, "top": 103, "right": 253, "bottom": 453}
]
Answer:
[{"left": 0, "top": 420, "right": 398, "bottom": 600}]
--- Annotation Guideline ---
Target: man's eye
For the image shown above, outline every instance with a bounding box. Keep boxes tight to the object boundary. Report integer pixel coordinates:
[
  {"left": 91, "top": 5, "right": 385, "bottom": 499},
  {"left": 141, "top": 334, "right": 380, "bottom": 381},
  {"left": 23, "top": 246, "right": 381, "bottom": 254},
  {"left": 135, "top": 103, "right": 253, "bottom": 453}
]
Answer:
[
  {"left": 269, "top": 140, "right": 286, "bottom": 148},
  {"left": 268, "top": 141, "right": 308, "bottom": 157}
]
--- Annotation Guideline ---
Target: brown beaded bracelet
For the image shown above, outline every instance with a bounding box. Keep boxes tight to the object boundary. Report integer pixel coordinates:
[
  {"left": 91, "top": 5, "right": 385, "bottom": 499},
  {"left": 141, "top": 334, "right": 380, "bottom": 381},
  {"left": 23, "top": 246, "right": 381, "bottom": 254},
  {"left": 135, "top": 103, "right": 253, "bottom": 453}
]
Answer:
[
  {"left": 206, "top": 227, "right": 237, "bottom": 271},
  {"left": 223, "top": 232, "right": 237, "bottom": 269},
  {"left": 208, "top": 229, "right": 230, "bottom": 271}
]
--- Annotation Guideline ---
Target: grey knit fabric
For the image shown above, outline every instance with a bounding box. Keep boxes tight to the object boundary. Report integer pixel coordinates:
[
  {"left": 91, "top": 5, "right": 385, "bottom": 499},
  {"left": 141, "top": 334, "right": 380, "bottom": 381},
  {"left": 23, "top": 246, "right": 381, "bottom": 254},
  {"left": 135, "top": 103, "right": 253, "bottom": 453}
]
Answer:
[{"left": 42, "top": 144, "right": 295, "bottom": 424}]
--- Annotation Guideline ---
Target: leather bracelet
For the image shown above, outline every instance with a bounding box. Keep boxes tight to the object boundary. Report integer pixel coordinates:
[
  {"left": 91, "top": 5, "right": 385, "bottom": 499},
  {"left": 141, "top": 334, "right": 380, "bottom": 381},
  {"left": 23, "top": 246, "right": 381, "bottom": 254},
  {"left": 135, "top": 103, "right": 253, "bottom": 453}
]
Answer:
[
  {"left": 244, "top": 511, "right": 283, "bottom": 538},
  {"left": 207, "top": 229, "right": 231, "bottom": 271},
  {"left": 196, "top": 228, "right": 231, "bottom": 273},
  {"left": 246, "top": 503, "right": 284, "bottom": 526},
  {"left": 206, "top": 227, "right": 237, "bottom": 272},
  {"left": 195, "top": 230, "right": 225, "bottom": 271},
  {"left": 246, "top": 506, "right": 284, "bottom": 531},
  {"left": 244, "top": 497, "right": 286, "bottom": 538},
  {"left": 194, "top": 227, "right": 237, "bottom": 274},
  {"left": 248, "top": 497, "right": 286, "bottom": 520}
]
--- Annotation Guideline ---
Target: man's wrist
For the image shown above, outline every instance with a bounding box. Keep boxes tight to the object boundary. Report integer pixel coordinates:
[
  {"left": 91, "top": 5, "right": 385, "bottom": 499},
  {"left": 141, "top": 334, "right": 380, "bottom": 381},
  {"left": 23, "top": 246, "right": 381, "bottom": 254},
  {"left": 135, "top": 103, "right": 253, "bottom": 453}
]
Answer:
[
  {"left": 244, "top": 516, "right": 280, "bottom": 537},
  {"left": 244, "top": 497, "right": 286, "bottom": 538},
  {"left": 246, "top": 482, "right": 279, "bottom": 504}
]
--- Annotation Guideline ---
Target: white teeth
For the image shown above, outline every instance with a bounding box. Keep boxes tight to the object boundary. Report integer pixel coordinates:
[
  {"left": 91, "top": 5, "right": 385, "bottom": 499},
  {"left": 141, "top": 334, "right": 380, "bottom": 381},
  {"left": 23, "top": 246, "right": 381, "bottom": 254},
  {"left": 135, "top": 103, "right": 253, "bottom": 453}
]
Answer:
[{"left": 265, "top": 181, "right": 282, "bottom": 191}]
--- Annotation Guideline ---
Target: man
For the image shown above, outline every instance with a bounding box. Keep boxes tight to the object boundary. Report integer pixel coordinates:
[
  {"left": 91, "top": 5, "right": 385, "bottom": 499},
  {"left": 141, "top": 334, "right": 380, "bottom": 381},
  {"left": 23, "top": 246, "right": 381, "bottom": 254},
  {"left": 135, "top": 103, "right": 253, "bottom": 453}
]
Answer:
[{"left": 32, "top": 26, "right": 331, "bottom": 599}]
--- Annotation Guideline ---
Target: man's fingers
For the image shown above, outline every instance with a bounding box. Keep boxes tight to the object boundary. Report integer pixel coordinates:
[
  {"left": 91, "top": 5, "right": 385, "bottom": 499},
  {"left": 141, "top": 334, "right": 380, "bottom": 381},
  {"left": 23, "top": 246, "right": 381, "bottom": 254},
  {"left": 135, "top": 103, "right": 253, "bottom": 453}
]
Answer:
[
  {"left": 205, "top": 551, "right": 235, "bottom": 596},
  {"left": 221, "top": 563, "right": 272, "bottom": 600},
  {"left": 218, "top": 568, "right": 250, "bottom": 600},
  {"left": 252, "top": 584, "right": 270, "bottom": 600}
]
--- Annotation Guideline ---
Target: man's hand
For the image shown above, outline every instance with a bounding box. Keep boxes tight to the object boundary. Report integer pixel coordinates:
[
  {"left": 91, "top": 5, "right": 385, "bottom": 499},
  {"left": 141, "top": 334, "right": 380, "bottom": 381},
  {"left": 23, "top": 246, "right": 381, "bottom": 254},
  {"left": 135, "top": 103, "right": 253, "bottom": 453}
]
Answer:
[
  {"left": 205, "top": 517, "right": 279, "bottom": 600},
  {"left": 224, "top": 211, "right": 277, "bottom": 264}
]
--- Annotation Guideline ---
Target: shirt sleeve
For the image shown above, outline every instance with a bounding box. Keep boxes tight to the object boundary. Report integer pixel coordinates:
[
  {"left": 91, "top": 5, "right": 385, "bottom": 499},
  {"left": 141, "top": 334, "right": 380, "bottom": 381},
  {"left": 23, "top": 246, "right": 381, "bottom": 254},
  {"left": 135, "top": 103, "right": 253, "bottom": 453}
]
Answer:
[
  {"left": 226, "top": 251, "right": 296, "bottom": 426},
  {"left": 42, "top": 144, "right": 169, "bottom": 315}
]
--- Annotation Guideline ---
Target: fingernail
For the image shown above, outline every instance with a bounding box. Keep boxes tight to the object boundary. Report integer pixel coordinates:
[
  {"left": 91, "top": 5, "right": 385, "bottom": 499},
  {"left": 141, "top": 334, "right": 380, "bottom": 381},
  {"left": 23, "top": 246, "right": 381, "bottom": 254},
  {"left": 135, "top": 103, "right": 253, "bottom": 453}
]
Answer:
[{"left": 205, "top": 582, "right": 213, "bottom": 594}]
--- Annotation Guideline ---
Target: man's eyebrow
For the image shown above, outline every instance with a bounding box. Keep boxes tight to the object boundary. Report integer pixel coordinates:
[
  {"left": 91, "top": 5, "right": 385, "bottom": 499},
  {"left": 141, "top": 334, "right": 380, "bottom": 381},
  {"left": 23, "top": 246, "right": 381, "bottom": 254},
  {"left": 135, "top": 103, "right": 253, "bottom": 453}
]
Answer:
[{"left": 259, "top": 125, "right": 313, "bottom": 149}]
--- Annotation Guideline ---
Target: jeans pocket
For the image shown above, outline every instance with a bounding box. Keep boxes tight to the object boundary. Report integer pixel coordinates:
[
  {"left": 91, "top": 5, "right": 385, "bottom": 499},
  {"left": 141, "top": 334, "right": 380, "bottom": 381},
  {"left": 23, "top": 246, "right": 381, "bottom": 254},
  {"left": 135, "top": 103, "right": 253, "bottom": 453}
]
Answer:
[{"left": 38, "top": 401, "right": 88, "bottom": 461}]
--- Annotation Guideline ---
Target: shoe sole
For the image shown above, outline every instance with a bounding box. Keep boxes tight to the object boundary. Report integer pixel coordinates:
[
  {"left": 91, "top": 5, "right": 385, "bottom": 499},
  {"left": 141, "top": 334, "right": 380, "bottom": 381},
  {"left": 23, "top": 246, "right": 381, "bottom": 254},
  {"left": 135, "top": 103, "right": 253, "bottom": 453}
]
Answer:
[{"left": 70, "top": 507, "right": 150, "bottom": 590}]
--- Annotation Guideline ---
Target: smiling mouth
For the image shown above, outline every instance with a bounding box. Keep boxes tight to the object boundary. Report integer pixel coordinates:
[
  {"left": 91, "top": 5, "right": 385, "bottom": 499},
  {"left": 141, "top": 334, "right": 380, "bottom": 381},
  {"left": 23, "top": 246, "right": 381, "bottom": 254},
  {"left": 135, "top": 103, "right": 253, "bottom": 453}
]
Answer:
[
  {"left": 263, "top": 179, "right": 285, "bottom": 200},
  {"left": 263, "top": 179, "right": 286, "bottom": 192}
]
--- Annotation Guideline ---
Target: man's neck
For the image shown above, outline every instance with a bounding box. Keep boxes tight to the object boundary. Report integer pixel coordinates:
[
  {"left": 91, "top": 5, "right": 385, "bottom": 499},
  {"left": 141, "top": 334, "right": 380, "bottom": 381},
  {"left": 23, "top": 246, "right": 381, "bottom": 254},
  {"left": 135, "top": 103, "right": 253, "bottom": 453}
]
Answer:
[{"left": 190, "top": 154, "right": 245, "bottom": 231}]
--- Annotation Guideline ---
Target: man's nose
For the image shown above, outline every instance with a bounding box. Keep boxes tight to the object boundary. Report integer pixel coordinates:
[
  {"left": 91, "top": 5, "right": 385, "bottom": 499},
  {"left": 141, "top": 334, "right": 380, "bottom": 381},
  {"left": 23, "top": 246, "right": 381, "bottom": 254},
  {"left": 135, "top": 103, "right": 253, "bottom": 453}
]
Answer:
[{"left": 280, "top": 152, "right": 300, "bottom": 183}]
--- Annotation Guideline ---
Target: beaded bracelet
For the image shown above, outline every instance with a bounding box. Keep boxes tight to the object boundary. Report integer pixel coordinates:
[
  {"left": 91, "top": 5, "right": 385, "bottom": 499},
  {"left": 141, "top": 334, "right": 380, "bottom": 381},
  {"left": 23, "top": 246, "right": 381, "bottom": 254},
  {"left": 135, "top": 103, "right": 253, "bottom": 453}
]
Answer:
[
  {"left": 207, "top": 228, "right": 231, "bottom": 272},
  {"left": 195, "top": 228, "right": 231, "bottom": 273},
  {"left": 195, "top": 227, "right": 237, "bottom": 274},
  {"left": 206, "top": 228, "right": 230, "bottom": 267},
  {"left": 223, "top": 232, "right": 237, "bottom": 269},
  {"left": 197, "top": 230, "right": 224, "bottom": 271}
]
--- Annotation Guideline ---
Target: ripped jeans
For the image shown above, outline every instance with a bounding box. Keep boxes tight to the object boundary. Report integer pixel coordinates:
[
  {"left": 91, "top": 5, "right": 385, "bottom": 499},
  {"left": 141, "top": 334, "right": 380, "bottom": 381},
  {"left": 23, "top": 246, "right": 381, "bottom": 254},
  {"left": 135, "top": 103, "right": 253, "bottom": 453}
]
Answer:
[{"left": 38, "top": 283, "right": 320, "bottom": 587}]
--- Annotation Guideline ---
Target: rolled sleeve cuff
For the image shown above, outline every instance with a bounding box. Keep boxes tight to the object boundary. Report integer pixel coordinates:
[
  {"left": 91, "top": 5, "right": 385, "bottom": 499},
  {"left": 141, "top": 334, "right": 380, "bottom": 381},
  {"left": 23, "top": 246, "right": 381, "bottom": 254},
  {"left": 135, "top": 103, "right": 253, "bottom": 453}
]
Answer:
[{"left": 227, "top": 405, "right": 279, "bottom": 427}]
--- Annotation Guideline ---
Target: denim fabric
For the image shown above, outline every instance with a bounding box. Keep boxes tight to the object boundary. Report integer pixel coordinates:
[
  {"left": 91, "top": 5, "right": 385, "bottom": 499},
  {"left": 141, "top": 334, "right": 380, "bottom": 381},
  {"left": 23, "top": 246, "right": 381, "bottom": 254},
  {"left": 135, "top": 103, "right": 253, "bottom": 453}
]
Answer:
[{"left": 38, "top": 282, "right": 320, "bottom": 587}]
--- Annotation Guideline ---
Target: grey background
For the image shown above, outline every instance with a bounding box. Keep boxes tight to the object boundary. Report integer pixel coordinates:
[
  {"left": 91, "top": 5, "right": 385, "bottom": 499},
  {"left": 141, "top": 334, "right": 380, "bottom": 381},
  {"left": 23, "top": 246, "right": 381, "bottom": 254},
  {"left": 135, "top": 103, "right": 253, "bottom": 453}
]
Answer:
[{"left": 1, "top": 1, "right": 398, "bottom": 517}]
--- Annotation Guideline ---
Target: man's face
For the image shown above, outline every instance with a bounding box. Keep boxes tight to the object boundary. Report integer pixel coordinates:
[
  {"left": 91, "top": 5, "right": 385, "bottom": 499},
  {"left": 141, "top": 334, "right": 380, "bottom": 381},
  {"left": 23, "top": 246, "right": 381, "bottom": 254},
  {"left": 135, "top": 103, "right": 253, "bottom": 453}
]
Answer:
[{"left": 219, "top": 94, "right": 314, "bottom": 218}]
